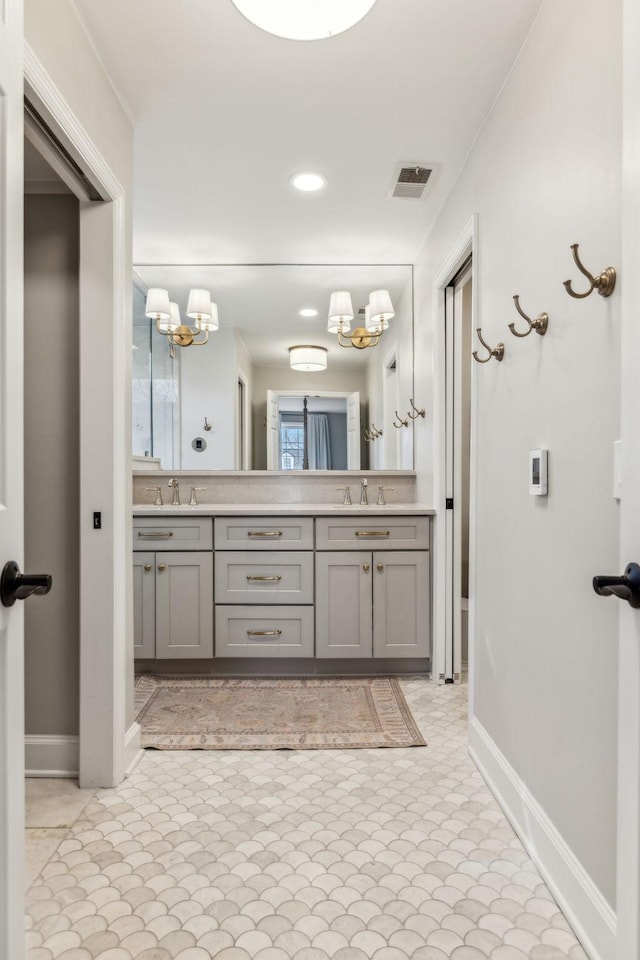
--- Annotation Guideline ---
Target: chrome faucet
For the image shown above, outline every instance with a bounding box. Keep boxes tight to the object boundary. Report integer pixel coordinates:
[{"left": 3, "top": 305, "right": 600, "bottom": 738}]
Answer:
[
  {"left": 336, "top": 485, "right": 352, "bottom": 505},
  {"left": 360, "top": 478, "right": 368, "bottom": 506},
  {"left": 145, "top": 485, "right": 163, "bottom": 506},
  {"left": 377, "top": 485, "right": 394, "bottom": 506},
  {"left": 168, "top": 478, "right": 180, "bottom": 505},
  {"left": 189, "top": 486, "right": 206, "bottom": 506}
]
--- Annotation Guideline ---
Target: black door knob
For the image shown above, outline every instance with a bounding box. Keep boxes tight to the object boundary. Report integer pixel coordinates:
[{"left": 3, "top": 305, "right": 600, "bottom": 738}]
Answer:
[
  {"left": 593, "top": 562, "right": 640, "bottom": 608},
  {"left": 0, "top": 561, "right": 52, "bottom": 608}
]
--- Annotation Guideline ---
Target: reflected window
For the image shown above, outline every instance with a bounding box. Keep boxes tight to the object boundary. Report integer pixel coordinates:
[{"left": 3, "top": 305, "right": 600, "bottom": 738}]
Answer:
[{"left": 280, "top": 418, "right": 304, "bottom": 470}]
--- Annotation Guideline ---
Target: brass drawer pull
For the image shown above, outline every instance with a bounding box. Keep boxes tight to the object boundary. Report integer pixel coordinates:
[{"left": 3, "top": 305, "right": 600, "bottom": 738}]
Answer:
[
  {"left": 137, "top": 531, "right": 174, "bottom": 539},
  {"left": 246, "top": 575, "right": 282, "bottom": 582},
  {"left": 246, "top": 629, "right": 283, "bottom": 637},
  {"left": 248, "top": 530, "right": 283, "bottom": 537},
  {"left": 354, "top": 530, "right": 390, "bottom": 538}
]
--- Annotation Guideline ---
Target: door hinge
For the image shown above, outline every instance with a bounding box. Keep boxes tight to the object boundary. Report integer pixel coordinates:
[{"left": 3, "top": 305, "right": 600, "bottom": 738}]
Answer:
[{"left": 446, "top": 498, "right": 454, "bottom": 510}]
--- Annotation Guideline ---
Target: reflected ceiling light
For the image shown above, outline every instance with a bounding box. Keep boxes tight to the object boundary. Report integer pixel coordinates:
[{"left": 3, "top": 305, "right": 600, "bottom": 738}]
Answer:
[
  {"left": 299, "top": 308, "right": 319, "bottom": 317},
  {"left": 289, "top": 345, "right": 328, "bottom": 372},
  {"left": 231, "top": 0, "right": 378, "bottom": 41},
  {"left": 291, "top": 171, "right": 326, "bottom": 192},
  {"left": 145, "top": 287, "right": 219, "bottom": 347},
  {"left": 328, "top": 288, "right": 394, "bottom": 349}
]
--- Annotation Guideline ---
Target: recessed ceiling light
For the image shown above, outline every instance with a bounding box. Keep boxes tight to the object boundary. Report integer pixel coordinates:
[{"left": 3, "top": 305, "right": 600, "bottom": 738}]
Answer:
[
  {"left": 299, "top": 308, "right": 319, "bottom": 318},
  {"left": 231, "top": 0, "right": 377, "bottom": 41},
  {"left": 291, "top": 172, "right": 326, "bottom": 192}
]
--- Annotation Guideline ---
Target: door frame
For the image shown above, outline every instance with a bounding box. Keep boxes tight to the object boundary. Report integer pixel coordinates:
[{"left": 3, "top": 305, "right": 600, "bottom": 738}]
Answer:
[
  {"left": 431, "top": 215, "right": 478, "bottom": 703},
  {"left": 24, "top": 46, "right": 138, "bottom": 787},
  {"left": 617, "top": 0, "right": 640, "bottom": 953}
]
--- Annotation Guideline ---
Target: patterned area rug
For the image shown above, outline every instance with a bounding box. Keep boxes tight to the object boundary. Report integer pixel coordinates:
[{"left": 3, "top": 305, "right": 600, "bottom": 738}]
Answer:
[{"left": 134, "top": 676, "right": 426, "bottom": 750}]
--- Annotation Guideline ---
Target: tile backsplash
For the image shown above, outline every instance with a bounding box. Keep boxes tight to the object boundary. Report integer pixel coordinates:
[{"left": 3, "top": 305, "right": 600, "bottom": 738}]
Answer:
[{"left": 132, "top": 470, "right": 417, "bottom": 506}]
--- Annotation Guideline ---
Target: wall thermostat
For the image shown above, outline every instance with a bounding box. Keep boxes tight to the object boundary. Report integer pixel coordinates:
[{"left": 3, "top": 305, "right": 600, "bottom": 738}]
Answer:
[
  {"left": 529, "top": 448, "right": 548, "bottom": 496},
  {"left": 192, "top": 437, "right": 207, "bottom": 452}
]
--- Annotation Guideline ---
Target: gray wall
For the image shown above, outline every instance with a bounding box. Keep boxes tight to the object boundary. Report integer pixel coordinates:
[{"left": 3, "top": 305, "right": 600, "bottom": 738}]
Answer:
[
  {"left": 414, "top": 0, "right": 620, "bottom": 908},
  {"left": 24, "top": 194, "right": 80, "bottom": 736}
]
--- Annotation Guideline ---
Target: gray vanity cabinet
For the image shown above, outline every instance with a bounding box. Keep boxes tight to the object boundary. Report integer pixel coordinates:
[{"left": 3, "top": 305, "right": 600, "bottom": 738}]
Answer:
[
  {"left": 315, "top": 517, "right": 430, "bottom": 660},
  {"left": 133, "top": 518, "right": 214, "bottom": 659}
]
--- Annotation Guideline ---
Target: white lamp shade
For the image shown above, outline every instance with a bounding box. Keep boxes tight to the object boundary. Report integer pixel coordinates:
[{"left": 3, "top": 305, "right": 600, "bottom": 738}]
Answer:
[
  {"left": 186, "top": 288, "right": 213, "bottom": 321},
  {"left": 328, "top": 290, "right": 353, "bottom": 333},
  {"left": 200, "top": 302, "right": 220, "bottom": 332},
  {"left": 289, "top": 345, "right": 328, "bottom": 372},
  {"left": 145, "top": 287, "right": 171, "bottom": 320},
  {"left": 157, "top": 302, "right": 181, "bottom": 334},
  {"left": 369, "top": 289, "right": 394, "bottom": 325},
  {"left": 365, "top": 302, "right": 389, "bottom": 332}
]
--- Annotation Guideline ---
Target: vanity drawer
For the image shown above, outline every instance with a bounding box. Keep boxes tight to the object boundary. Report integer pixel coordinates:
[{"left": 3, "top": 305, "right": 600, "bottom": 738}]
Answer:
[
  {"left": 315, "top": 516, "right": 430, "bottom": 550},
  {"left": 133, "top": 517, "right": 213, "bottom": 551},
  {"left": 215, "top": 517, "right": 314, "bottom": 550},
  {"left": 215, "top": 552, "right": 313, "bottom": 604},
  {"left": 215, "top": 605, "right": 314, "bottom": 657}
]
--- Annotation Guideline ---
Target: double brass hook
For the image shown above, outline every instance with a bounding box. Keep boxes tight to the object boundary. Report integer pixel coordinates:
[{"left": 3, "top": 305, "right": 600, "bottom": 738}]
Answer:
[
  {"left": 472, "top": 328, "right": 504, "bottom": 364},
  {"left": 364, "top": 423, "right": 383, "bottom": 442},
  {"left": 563, "top": 243, "right": 616, "bottom": 299},
  {"left": 407, "top": 398, "right": 425, "bottom": 420},
  {"left": 508, "top": 295, "right": 549, "bottom": 338},
  {"left": 393, "top": 410, "right": 409, "bottom": 429}
]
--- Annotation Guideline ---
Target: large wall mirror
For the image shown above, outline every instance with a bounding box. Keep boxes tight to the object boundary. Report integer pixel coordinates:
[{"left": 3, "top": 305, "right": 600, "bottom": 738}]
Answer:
[{"left": 132, "top": 264, "right": 414, "bottom": 471}]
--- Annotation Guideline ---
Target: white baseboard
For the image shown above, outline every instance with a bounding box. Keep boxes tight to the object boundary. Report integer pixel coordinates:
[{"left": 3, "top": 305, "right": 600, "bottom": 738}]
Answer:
[
  {"left": 25, "top": 735, "right": 79, "bottom": 777},
  {"left": 124, "top": 721, "right": 143, "bottom": 778},
  {"left": 469, "top": 717, "right": 616, "bottom": 960}
]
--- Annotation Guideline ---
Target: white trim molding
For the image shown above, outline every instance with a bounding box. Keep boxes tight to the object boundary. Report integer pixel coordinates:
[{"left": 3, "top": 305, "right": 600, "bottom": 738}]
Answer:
[
  {"left": 469, "top": 717, "right": 616, "bottom": 960},
  {"left": 124, "top": 722, "right": 144, "bottom": 778},
  {"left": 25, "top": 735, "right": 79, "bottom": 778}
]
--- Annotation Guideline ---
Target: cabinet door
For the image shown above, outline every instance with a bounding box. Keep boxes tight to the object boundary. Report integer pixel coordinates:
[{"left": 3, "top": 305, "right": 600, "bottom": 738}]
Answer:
[
  {"left": 133, "top": 552, "right": 156, "bottom": 658},
  {"left": 155, "top": 552, "right": 214, "bottom": 659},
  {"left": 316, "top": 552, "right": 372, "bottom": 658},
  {"left": 373, "top": 551, "right": 430, "bottom": 658}
]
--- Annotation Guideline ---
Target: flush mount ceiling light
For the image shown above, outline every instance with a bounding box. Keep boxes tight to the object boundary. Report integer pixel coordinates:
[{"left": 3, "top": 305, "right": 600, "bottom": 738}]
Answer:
[
  {"left": 289, "top": 345, "right": 328, "bottom": 372},
  {"left": 145, "top": 287, "right": 219, "bottom": 348},
  {"left": 231, "top": 0, "right": 378, "bottom": 41},
  {"left": 299, "top": 308, "right": 319, "bottom": 317},
  {"left": 291, "top": 172, "right": 326, "bottom": 192}
]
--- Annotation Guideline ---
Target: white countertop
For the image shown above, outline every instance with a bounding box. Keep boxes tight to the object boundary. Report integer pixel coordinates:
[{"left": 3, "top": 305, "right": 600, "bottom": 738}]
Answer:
[{"left": 133, "top": 503, "right": 435, "bottom": 517}]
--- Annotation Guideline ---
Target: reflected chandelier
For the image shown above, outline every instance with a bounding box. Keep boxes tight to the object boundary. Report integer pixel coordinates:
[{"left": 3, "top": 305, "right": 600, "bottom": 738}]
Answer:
[
  {"left": 145, "top": 287, "right": 219, "bottom": 347},
  {"left": 328, "top": 289, "right": 394, "bottom": 349}
]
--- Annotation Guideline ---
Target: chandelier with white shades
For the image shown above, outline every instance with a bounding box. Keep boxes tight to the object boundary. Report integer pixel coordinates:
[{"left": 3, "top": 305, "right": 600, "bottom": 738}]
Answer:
[{"left": 145, "top": 288, "right": 219, "bottom": 348}]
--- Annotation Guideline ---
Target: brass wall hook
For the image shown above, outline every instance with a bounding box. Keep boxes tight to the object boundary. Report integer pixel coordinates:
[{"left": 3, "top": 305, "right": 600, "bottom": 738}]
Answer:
[
  {"left": 508, "top": 295, "right": 549, "bottom": 338},
  {"left": 472, "top": 328, "right": 505, "bottom": 363},
  {"left": 204, "top": 417, "right": 212, "bottom": 431},
  {"left": 393, "top": 410, "right": 409, "bottom": 428},
  {"left": 371, "top": 423, "right": 383, "bottom": 438},
  {"left": 407, "top": 398, "right": 425, "bottom": 419},
  {"left": 563, "top": 243, "right": 616, "bottom": 299}
]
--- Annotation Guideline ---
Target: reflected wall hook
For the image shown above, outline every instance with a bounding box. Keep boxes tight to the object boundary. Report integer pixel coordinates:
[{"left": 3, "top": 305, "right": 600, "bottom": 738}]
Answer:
[
  {"left": 393, "top": 410, "right": 409, "bottom": 428},
  {"left": 563, "top": 243, "right": 616, "bottom": 299},
  {"left": 472, "top": 328, "right": 504, "bottom": 363},
  {"left": 407, "top": 398, "right": 425, "bottom": 419},
  {"left": 371, "top": 423, "right": 383, "bottom": 437},
  {"left": 508, "top": 295, "right": 549, "bottom": 338}
]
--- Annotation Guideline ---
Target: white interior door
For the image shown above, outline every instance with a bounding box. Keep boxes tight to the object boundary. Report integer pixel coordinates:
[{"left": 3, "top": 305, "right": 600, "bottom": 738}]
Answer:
[
  {"left": 266, "top": 389, "right": 278, "bottom": 469},
  {"left": 617, "top": 2, "right": 640, "bottom": 951},
  {"left": 0, "top": 0, "right": 26, "bottom": 954},
  {"left": 347, "top": 391, "right": 361, "bottom": 469}
]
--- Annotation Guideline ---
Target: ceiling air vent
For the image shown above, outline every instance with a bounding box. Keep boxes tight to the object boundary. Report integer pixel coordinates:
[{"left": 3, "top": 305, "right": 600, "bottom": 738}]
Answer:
[{"left": 391, "top": 165, "right": 432, "bottom": 200}]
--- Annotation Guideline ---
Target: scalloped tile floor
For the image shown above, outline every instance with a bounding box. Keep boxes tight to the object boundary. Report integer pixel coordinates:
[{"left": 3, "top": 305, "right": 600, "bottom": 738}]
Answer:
[{"left": 25, "top": 678, "right": 590, "bottom": 959}]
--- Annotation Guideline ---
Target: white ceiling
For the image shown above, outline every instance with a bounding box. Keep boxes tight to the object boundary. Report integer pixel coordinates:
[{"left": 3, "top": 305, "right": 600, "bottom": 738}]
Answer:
[{"left": 72, "top": 0, "right": 543, "bottom": 266}]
